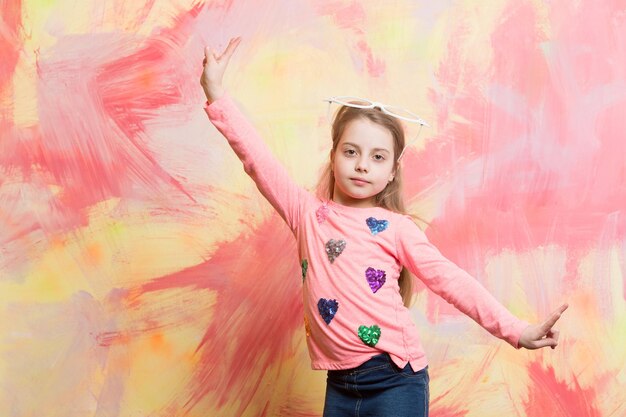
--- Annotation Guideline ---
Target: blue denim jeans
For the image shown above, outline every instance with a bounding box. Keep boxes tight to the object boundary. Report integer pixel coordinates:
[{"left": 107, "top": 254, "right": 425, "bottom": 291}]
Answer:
[{"left": 323, "top": 353, "right": 429, "bottom": 417}]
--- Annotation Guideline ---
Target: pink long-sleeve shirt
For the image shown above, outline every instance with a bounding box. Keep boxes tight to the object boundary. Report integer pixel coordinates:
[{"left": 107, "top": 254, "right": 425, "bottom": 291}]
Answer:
[{"left": 204, "top": 92, "right": 530, "bottom": 372}]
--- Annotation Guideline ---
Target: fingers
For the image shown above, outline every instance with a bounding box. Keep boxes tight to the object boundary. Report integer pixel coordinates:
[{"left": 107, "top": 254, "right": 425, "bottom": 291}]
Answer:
[
  {"left": 216, "top": 36, "right": 241, "bottom": 62},
  {"left": 541, "top": 303, "right": 568, "bottom": 332},
  {"left": 203, "top": 46, "right": 213, "bottom": 68},
  {"left": 524, "top": 326, "right": 559, "bottom": 350},
  {"left": 550, "top": 329, "right": 560, "bottom": 350},
  {"left": 203, "top": 37, "right": 240, "bottom": 68},
  {"left": 532, "top": 337, "right": 558, "bottom": 349},
  {"left": 555, "top": 303, "right": 569, "bottom": 315},
  {"left": 536, "top": 303, "right": 567, "bottom": 350}
]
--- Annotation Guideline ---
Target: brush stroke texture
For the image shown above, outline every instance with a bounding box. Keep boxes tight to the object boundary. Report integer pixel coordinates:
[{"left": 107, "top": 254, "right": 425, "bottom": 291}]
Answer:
[{"left": 1, "top": 1, "right": 624, "bottom": 416}]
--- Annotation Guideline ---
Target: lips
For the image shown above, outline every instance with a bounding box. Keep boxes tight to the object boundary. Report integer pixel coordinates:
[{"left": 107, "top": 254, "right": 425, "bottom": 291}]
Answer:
[{"left": 350, "top": 177, "right": 370, "bottom": 185}]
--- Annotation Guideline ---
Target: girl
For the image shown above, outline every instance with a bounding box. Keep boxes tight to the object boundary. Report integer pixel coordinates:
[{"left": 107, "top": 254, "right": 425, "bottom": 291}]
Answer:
[{"left": 200, "top": 37, "right": 568, "bottom": 417}]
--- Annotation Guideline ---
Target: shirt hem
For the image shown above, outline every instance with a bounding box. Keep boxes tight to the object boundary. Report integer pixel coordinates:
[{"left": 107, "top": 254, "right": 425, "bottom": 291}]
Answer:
[{"left": 311, "top": 353, "right": 428, "bottom": 372}]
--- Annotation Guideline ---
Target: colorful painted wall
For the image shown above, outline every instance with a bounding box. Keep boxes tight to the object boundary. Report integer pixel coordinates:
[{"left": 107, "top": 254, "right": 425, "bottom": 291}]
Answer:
[{"left": 1, "top": 1, "right": 624, "bottom": 416}]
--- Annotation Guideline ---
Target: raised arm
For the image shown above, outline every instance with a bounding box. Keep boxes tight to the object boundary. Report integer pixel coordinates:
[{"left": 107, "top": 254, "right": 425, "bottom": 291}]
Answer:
[{"left": 200, "top": 37, "right": 311, "bottom": 233}]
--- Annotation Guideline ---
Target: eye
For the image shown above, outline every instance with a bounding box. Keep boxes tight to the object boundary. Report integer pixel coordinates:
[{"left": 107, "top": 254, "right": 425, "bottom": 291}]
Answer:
[
  {"left": 344, "top": 149, "right": 357, "bottom": 156},
  {"left": 373, "top": 154, "right": 385, "bottom": 161}
]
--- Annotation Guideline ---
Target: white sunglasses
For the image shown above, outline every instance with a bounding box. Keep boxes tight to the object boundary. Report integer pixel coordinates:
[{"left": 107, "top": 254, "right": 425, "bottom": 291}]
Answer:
[
  {"left": 323, "top": 96, "right": 430, "bottom": 127},
  {"left": 323, "top": 96, "right": 429, "bottom": 160}
]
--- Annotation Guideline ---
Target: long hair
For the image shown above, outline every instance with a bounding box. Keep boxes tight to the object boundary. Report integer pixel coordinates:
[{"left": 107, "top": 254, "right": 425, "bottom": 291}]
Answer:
[{"left": 316, "top": 103, "right": 417, "bottom": 308}]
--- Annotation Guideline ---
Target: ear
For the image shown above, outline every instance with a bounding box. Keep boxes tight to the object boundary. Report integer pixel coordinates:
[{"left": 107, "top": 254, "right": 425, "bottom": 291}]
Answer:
[{"left": 388, "top": 163, "right": 398, "bottom": 182}]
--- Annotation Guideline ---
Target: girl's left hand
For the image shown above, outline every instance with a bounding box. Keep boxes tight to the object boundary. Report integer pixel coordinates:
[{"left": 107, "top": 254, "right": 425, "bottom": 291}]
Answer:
[{"left": 518, "top": 303, "right": 568, "bottom": 350}]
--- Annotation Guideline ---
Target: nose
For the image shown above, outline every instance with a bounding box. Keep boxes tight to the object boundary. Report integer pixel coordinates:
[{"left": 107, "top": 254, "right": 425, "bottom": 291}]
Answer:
[{"left": 355, "top": 156, "right": 369, "bottom": 173}]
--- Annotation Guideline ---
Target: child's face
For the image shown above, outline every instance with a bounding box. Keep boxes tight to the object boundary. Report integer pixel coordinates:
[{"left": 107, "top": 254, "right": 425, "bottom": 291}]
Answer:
[{"left": 331, "top": 118, "right": 396, "bottom": 208}]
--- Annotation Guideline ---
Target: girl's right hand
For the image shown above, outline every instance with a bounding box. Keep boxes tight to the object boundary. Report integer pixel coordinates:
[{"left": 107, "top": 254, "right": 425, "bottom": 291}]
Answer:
[{"left": 200, "top": 36, "right": 241, "bottom": 104}]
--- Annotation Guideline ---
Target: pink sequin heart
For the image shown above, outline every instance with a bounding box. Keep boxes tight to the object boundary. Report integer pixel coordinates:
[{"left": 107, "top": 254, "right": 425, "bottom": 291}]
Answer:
[
  {"left": 365, "top": 267, "right": 386, "bottom": 293},
  {"left": 316, "top": 204, "right": 330, "bottom": 223}
]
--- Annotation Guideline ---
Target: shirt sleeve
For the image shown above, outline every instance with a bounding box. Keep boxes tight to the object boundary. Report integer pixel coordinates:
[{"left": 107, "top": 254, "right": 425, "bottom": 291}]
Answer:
[
  {"left": 204, "top": 92, "right": 309, "bottom": 234},
  {"left": 395, "top": 215, "right": 530, "bottom": 348}
]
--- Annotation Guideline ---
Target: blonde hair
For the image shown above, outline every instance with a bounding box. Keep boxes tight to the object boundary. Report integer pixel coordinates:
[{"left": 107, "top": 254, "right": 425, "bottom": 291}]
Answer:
[{"left": 316, "top": 104, "right": 418, "bottom": 308}]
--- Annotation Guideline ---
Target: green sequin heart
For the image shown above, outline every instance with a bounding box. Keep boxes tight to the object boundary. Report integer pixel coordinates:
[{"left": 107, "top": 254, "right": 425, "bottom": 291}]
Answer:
[
  {"left": 301, "top": 259, "right": 308, "bottom": 281},
  {"left": 358, "top": 325, "right": 381, "bottom": 347}
]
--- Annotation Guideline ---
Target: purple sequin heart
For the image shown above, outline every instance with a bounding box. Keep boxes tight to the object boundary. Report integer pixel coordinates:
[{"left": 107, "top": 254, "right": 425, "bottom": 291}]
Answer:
[
  {"left": 325, "top": 239, "right": 346, "bottom": 263},
  {"left": 365, "top": 267, "right": 386, "bottom": 293}
]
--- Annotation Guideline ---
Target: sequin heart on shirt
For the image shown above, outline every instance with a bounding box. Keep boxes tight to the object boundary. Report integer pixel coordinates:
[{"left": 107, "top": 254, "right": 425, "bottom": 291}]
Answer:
[
  {"left": 366, "top": 217, "right": 389, "bottom": 235},
  {"left": 325, "top": 239, "right": 346, "bottom": 263},
  {"left": 358, "top": 324, "right": 381, "bottom": 347},
  {"left": 318, "top": 298, "right": 339, "bottom": 325},
  {"left": 304, "top": 315, "right": 311, "bottom": 337},
  {"left": 301, "top": 259, "right": 308, "bottom": 281},
  {"left": 365, "top": 267, "right": 386, "bottom": 293},
  {"left": 316, "top": 204, "right": 330, "bottom": 223}
]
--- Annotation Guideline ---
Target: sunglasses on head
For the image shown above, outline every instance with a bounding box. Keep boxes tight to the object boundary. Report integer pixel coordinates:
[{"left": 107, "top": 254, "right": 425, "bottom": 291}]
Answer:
[{"left": 323, "top": 96, "right": 429, "bottom": 127}]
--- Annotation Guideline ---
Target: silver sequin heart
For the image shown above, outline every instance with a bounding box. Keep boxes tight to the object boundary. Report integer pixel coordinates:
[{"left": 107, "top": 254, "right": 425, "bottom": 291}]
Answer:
[{"left": 325, "top": 239, "right": 346, "bottom": 263}]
